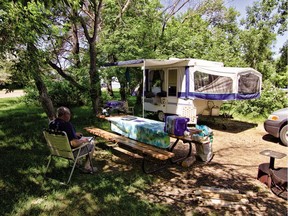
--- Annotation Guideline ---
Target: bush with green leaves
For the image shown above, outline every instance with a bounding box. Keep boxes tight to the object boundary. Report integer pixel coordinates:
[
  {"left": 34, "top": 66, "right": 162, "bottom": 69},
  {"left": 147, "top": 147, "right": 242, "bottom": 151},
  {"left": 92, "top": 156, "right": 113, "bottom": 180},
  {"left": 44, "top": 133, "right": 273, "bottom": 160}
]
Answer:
[
  {"left": 23, "top": 78, "right": 90, "bottom": 107},
  {"left": 234, "top": 80, "right": 288, "bottom": 118},
  {"left": 100, "top": 89, "right": 113, "bottom": 103},
  {"left": 48, "top": 80, "right": 89, "bottom": 107}
]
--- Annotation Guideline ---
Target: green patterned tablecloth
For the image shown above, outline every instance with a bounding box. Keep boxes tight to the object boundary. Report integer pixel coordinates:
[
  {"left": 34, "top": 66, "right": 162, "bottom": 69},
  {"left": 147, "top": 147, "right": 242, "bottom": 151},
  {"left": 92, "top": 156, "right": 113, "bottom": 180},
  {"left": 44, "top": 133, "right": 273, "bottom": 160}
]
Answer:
[{"left": 107, "top": 116, "right": 170, "bottom": 149}]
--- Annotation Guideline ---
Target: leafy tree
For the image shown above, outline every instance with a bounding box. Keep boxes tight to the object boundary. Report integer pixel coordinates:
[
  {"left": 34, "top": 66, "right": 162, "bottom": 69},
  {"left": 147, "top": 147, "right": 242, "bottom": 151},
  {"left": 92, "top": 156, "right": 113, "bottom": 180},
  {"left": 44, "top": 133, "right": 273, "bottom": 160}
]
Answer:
[
  {"left": 156, "top": 0, "right": 244, "bottom": 66},
  {"left": 0, "top": 1, "right": 55, "bottom": 119},
  {"left": 99, "top": 0, "right": 162, "bottom": 101},
  {"left": 43, "top": 0, "right": 104, "bottom": 114},
  {"left": 0, "top": 57, "right": 14, "bottom": 87},
  {"left": 274, "top": 41, "right": 288, "bottom": 88},
  {"left": 2, "top": 0, "right": 143, "bottom": 115},
  {"left": 240, "top": 0, "right": 287, "bottom": 77}
]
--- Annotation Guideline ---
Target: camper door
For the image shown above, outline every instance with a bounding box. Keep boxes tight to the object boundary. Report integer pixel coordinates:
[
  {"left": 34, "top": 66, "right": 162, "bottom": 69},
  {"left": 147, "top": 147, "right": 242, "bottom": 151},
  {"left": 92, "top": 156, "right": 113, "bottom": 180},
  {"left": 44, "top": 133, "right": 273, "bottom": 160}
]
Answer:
[{"left": 166, "top": 68, "right": 178, "bottom": 114}]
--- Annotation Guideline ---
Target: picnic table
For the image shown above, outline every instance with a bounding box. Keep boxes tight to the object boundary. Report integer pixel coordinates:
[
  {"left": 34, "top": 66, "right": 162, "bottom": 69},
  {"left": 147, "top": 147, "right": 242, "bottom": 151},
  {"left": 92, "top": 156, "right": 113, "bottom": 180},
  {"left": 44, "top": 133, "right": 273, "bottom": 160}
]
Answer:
[{"left": 86, "top": 115, "right": 205, "bottom": 173}]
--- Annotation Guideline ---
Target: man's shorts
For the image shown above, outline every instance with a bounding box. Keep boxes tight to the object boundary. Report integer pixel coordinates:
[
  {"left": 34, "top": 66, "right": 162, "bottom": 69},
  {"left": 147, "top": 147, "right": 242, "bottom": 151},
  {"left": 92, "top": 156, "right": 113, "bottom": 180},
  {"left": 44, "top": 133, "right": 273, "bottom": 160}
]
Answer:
[{"left": 73, "top": 138, "right": 94, "bottom": 158}]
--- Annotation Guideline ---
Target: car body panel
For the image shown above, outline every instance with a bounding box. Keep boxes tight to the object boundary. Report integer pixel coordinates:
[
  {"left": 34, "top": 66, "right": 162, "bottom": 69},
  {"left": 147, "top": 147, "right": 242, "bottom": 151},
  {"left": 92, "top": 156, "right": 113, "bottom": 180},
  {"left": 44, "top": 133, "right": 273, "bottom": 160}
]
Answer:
[{"left": 264, "top": 108, "right": 288, "bottom": 139}]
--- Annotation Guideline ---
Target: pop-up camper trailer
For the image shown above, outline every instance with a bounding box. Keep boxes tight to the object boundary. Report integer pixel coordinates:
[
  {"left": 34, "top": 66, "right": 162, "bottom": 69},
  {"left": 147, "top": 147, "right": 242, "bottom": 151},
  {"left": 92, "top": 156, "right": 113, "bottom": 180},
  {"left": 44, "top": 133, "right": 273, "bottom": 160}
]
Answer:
[{"left": 106, "top": 58, "right": 262, "bottom": 124}]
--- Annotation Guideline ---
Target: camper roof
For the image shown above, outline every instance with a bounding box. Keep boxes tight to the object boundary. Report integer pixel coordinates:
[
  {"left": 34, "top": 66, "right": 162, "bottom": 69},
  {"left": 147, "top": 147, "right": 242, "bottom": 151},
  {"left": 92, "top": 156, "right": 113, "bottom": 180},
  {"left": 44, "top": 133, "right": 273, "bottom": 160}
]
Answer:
[
  {"left": 104, "top": 58, "right": 224, "bottom": 68},
  {"left": 195, "top": 66, "right": 262, "bottom": 78}
]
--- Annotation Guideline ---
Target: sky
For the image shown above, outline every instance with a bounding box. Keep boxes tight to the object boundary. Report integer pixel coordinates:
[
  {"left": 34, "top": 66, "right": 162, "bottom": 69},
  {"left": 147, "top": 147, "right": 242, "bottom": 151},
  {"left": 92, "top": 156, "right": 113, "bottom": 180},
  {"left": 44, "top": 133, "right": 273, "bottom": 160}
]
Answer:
[{"left": 226, "top": 0, "right": 287, "bottom": 57}]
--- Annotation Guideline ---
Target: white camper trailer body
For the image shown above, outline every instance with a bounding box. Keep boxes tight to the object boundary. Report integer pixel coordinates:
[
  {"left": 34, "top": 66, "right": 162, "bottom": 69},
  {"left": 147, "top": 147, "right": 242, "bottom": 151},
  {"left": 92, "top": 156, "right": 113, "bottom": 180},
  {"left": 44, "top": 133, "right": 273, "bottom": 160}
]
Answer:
[{"left": 106, "top": 58, "right": 262, "bottom": 124}]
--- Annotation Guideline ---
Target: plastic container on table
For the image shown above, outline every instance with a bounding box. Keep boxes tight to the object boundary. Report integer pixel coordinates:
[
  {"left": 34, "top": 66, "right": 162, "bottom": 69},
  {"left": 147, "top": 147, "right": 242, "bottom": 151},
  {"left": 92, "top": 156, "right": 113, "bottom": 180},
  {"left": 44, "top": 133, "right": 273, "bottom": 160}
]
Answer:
[{"left": 164, "top": 115, "right": 189, "bottom": 136}]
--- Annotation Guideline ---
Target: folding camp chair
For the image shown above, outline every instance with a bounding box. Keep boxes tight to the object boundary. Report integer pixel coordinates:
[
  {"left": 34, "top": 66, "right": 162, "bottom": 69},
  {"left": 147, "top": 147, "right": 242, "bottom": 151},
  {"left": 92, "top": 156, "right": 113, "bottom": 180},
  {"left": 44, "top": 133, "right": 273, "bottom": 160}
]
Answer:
[{"left": 43, "top": 129, "right": 94, "bottom": 184}]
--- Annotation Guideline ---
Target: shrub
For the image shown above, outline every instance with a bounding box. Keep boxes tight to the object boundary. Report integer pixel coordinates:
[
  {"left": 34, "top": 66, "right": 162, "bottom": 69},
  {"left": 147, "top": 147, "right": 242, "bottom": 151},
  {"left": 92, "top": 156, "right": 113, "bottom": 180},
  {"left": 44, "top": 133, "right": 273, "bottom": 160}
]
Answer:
[
  {"left": 234, "top": 80, "right": 288, "bottom": 118},
  {"left": 23, "top": 79, "right": 89, "bottom": 107}
]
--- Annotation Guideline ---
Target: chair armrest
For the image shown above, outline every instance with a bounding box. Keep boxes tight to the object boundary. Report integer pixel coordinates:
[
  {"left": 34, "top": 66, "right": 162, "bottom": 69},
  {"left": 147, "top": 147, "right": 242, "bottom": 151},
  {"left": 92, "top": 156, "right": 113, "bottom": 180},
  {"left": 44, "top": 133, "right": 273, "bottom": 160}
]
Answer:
[{"left": 72, "top": 142, "right": 90, "bottom": 151}]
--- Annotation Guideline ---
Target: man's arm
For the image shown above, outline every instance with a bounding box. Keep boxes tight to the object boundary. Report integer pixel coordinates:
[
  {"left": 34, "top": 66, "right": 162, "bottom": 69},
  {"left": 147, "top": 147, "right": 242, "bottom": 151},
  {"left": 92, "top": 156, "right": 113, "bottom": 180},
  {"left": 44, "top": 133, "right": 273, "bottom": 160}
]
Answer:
[
  {"left": 76, "top": 132, "right": 83, "bottom": 138},
  {"left": 70, "top": 137, "right": 90, "bottom": 148}
]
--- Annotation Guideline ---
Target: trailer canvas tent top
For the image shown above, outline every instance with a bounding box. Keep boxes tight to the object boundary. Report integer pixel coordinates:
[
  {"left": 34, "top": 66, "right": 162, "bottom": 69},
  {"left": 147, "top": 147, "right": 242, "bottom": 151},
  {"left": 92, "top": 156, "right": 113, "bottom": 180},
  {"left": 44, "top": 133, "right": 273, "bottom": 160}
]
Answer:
[{"left": 105, "top": 58, "right": 262, "bottom": 123}]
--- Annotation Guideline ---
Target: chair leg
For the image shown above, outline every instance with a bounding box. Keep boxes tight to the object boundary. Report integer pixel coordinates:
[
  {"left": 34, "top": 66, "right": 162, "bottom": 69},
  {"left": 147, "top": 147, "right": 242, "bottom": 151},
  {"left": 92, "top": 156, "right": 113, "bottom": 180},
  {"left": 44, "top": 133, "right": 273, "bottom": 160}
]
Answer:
[
  {"left": 84, "top": 144, "right": 94, "bottom": 172},
  {"left": 68, "top": 146, "right": 86, "bottom": 184},
  {"left": 45, "top": 155, "right": 52, "bottom": 176},
  {"left": 88, "top": 154, "right": 94, "bottom": 172},
  {"left": 66, "top": 146, "right": 95, "bottom": 183},
  {"left": 67, "top": 160, "right": 78, "bottom": 184}
]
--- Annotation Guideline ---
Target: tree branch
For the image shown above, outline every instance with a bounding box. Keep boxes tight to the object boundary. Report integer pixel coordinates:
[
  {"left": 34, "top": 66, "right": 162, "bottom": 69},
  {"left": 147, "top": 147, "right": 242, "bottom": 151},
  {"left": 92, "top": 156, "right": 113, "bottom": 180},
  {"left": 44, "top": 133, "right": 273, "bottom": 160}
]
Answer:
[
  {"left": 79, "top": 0, "right": 103, "bottom": 43},
  {"left": 92, "top": 0, "right": 103, "bottom": 42},
  {"left": 159, "top": 0, "right": 190, "bottom": 42},
  {"left": 48, "top": 60, "right": 86, "bottom": 91},
  {"left": 115, "top": 0, "right": 132, "bottom": 25}
]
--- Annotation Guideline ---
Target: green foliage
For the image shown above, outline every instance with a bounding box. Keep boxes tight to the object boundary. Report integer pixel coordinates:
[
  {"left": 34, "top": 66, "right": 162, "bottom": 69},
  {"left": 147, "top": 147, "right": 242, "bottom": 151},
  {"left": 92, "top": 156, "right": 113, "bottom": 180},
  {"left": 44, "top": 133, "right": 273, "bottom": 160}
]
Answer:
[
  {"left": 100, "top": 0, "right": 161, "bottom": 60},
  {"left": 0, "top": 58, "right": 18, "bottom": 88},
  {"left": 97, "top": 0, "right": 163, "bottom": 100},
  {"left": 274, "top": 41, "right": 288, "bottom": 88},
  {"left": 234, "top": 80, "right": 288, "bottom": 118},
  {"left": 23, "top": 78, "right": 88, "bottom": 107},
  {"left": 47, "top": 80, "right": 87, "bottom": 107},
  {"left": 100, "top": 89, "right": 113, "bottom": 102},
  {"left": 157, "top": 0, "right": 246, "bottom": 66},
  {"left": 0, "top": 1, "right": 52, "bottom": 50},
  {"left": 240, "top": 0, "right": 284, "bottom": 74},
  {"left": 256, "top": 59, "right": 277, "bottom": 81}
]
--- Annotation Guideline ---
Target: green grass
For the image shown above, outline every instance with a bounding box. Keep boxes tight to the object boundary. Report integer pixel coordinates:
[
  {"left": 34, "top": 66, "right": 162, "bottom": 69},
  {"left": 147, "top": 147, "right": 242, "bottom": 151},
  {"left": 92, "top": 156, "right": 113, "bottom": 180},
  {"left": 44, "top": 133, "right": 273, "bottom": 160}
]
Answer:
[{"left": 0, "top": 98, "right": 175, "bottom": 216}]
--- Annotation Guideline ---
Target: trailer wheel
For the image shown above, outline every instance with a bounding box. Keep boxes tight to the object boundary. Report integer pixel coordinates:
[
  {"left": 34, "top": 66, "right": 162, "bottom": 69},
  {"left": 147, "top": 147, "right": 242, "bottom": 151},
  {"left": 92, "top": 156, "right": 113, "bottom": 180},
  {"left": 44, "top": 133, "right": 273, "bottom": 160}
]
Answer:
[{"left": 157, "top": 111, "right": 165, "bottom": 122}]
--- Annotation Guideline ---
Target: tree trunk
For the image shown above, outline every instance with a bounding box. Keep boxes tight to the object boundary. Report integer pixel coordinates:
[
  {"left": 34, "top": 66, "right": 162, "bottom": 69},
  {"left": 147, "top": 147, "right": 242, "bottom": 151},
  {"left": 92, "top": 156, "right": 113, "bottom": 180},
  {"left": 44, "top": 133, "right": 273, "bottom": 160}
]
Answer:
[
  {"left": 106, "top": 79, "right": 114, "bottom": 96},
  {"left": 79, "top": 0, "right": 103, "bottom": 115},
  {"left": 136, "top": 80, "right": 143, "bottom": 105},
  {"left": 89, "top": 41, "right": 101, "bottom": 114},
  {"left": 27, "top": 43, "right": 55, "bottom": 121},
  {"left": 33, "top": 72, "right": 55, "bottom": 121},
  {"left": 119, "top": 83, "right": 126, "bottom": 101}
]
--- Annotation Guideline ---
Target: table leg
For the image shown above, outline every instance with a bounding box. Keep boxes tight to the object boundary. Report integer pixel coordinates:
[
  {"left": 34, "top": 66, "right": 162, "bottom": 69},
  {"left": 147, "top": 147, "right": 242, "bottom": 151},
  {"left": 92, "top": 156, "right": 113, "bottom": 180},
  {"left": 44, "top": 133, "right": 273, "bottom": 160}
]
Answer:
[
  {"left": 187, "top": 141, "right": 192, "bottom": 157},
  {"left": 269, "top": 157, "right": 275, "bottom": 169},
  {"left": 169, "top": 139, "right": 180, "bottom": 152},
  {"left": 142, "top": 155, "right": 169, "bottom": 174},
  {"left": 169, "top": 139, "right": 193, "bottom": 164}
]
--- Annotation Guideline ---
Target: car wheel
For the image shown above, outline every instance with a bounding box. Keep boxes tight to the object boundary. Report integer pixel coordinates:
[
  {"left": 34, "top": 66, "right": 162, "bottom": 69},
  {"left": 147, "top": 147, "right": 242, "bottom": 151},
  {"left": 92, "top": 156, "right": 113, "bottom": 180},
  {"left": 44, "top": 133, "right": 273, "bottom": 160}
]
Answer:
[
  {"left": 279, "top": 124, "right": 288, "bottom": 146},
  {"left": 157, "top": 111, "right": 165, "bottom": 122}
]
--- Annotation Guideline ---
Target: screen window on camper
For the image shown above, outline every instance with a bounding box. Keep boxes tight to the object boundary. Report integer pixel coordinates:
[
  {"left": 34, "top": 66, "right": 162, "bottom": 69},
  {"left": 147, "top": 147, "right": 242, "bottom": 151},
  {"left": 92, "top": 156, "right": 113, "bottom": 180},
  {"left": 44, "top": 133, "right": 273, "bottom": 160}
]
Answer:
[{"left": 194, "top": 72, "right": 233, "bottom": 93}]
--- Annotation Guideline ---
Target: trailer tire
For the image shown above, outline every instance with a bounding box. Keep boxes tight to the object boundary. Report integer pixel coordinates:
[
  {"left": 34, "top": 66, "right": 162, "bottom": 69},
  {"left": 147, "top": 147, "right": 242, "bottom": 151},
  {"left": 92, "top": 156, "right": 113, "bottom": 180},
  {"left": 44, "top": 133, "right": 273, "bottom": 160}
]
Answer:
[{"left": 157, "top": 111, "right": 165, "bottom": 122}]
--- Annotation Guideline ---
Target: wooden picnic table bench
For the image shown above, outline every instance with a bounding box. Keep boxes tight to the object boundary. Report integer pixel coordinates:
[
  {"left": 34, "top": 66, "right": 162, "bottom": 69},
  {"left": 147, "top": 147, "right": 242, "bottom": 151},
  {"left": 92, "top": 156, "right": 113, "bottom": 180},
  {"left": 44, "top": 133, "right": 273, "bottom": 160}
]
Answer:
[{"left": 84, "top": 127, "right": 175, "bottom": 173}]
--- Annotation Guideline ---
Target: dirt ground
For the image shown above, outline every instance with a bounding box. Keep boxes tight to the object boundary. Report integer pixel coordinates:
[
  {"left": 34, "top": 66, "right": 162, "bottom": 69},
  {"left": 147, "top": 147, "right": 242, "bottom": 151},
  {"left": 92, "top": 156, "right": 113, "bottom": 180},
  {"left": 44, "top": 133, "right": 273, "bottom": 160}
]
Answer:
[{"left": 95, "top": 117, "right": 288, "bottom": 215}]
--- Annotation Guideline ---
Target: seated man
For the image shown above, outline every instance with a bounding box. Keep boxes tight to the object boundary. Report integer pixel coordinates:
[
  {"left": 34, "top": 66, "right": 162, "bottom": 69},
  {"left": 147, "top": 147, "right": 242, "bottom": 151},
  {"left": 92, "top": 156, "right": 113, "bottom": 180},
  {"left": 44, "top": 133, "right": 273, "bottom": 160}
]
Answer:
[{"left": 49, "top": 106, "right": 96, "bottom": 173}]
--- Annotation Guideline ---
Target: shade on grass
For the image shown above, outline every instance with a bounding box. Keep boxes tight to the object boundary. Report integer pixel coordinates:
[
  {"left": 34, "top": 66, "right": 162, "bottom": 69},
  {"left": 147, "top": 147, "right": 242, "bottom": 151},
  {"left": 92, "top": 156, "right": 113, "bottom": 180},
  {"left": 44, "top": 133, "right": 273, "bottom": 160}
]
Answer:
[{"left": 0, "top": 98, "right": 176, "bottom": 216}]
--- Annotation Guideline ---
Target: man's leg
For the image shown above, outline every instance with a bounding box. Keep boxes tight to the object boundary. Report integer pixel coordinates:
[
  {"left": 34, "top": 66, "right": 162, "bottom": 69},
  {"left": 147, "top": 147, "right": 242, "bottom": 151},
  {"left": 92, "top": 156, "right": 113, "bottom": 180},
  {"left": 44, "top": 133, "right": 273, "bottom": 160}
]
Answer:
[{"left": 84, "top": 144, "right": 95, "bottom": 171}]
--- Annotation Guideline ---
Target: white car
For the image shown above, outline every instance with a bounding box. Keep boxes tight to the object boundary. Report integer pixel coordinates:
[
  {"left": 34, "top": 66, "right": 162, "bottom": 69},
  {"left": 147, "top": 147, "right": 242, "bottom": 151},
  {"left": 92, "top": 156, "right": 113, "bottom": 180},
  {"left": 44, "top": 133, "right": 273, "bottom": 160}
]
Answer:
[{"left": 264, "top": 108, "right": 288, "bottom": 146}]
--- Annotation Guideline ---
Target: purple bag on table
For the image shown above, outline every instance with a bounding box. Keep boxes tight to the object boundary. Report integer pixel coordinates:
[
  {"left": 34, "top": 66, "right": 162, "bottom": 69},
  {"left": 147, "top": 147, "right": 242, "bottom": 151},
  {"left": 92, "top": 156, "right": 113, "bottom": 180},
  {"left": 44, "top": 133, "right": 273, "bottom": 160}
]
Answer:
[{"left": 164, "top": 116, "right": 189, "bottom": 136}]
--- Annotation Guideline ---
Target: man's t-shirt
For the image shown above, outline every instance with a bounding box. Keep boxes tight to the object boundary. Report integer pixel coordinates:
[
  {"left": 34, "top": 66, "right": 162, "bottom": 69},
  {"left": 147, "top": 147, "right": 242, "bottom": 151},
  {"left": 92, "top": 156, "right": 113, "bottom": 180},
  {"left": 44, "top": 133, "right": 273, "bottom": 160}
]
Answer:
[{"left": 49, "top": 118, "right": 78, "bottom": 142}]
